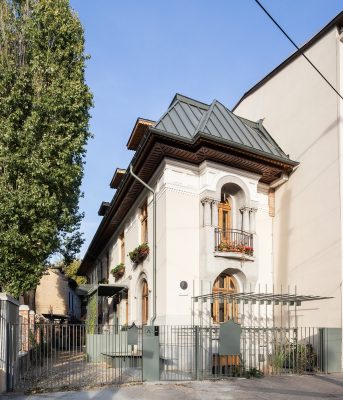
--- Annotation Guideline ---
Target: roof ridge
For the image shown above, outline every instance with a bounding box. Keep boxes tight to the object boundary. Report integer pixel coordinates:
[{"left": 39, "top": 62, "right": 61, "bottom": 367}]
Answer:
[
  {"left": 202, "top": 100, "right": 289, "bottom": 157},
  {"left": 170, "top": 93, "right": 210, "bottom": 110},
  {"left": 195, "top": 99, "right": 219, "bottom": 134}
]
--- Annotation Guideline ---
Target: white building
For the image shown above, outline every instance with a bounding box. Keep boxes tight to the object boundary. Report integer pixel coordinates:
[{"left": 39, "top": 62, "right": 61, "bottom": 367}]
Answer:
[
  {"left": 80, "top": 12, "right": 343, "bottom": 335},
  {"left": 79, "top": 93, "right": 298, "bottom": 327},
  {"left": 234, "top": 10, "right": 343, "bottom": 329}
]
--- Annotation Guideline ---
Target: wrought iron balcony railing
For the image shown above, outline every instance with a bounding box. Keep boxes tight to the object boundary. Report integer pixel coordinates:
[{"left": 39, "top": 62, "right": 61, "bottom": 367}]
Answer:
[{"left": 215, "top": 228, "right": 254, "bottom": 256}]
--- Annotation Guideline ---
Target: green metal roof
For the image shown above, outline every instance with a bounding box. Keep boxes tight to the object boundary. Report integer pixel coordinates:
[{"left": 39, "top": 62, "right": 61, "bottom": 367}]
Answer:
[{"left": 155, "top": 94, "right": 291, "bottom": 162}]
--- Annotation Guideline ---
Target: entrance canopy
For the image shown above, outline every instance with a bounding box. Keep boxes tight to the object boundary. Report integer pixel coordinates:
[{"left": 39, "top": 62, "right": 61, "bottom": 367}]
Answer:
[
  {"left": 193, "top": 291, "right": 333, "bottom": 307},
  {"left": 76, "top": 283, "right": 128, "bottom": 297}
]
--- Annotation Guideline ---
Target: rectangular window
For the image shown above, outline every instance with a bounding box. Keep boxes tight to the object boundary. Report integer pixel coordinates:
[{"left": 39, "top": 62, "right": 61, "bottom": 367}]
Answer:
[
  {"left": 120, "top": 232, "right": 125, "bottom": 264},
  {"left": 140, "top": 201, "right": 148, "bottom": 243}
]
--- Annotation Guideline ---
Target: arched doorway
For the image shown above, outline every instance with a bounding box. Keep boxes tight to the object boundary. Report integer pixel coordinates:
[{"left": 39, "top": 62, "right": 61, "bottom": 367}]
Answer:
[
  {"left": 141, "top": 279, "right": 149, "bottom": 325},
  {"left": 212, "top": 273, "right": 238, "bottom": 323}
]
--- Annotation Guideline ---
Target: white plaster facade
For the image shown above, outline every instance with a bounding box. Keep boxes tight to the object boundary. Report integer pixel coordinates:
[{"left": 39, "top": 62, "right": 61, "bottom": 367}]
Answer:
[{"left": 90, "top": 157, "right": 274, "bottom": 327}]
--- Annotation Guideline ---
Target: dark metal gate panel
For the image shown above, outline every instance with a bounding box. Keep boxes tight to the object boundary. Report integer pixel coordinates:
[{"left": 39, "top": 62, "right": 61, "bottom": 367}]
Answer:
[
  {"left": 159, "top": 326, "right": 197, "bottom": 381},
  {"left": 12, "top": 323, "right": 336, "bottom": 390},
  {"left": 159, "top": 325, "right": 325, "bottom": 380},
  {"left": 319, "top": 328, "right": 342, "bottom": 373},
  {"left": 14, "top": 323, "right": 143, "bottom": 392}
]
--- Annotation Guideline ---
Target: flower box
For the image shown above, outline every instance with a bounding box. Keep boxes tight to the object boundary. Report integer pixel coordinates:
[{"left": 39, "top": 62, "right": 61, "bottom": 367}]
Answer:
[
  {"left": 111, "top": 263, "right": 125, "bottom": 281},
  {"left": 129, "top": 243, "right": 149, "bottom": 265},
  {"left": 217, "top": 241, "right": 253, "bottom": 256}
]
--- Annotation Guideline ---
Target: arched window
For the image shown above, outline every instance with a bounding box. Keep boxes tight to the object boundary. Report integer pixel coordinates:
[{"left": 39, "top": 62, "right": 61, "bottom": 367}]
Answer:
[
  {"left": 218, "top": 183, "right": 245, "bottom": 231},
  {"left": 142, "top": 279, "right": 149, "bottom": 325},
  {"left": 212, "top": 273, "right": 238, "bottom": 323}
]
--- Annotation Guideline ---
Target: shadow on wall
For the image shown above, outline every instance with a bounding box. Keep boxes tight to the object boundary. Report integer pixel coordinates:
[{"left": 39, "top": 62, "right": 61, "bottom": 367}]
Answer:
[
  {"left": 296, "top": 117, "right": 341, "bottom": 161},
  {"left": 275, "top": 189, "right": 291, "bottom": 292}
]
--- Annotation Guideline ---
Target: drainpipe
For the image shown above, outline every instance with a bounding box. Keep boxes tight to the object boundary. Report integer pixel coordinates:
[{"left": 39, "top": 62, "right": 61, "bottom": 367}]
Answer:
[{"left": 129, "top": 165, "right": 157, "bottom": 326}]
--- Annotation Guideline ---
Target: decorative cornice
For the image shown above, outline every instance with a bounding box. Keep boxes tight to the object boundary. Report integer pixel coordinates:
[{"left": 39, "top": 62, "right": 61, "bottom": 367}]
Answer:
[{"left": 80, "top": 128, "right": 297, "bottom": 274}]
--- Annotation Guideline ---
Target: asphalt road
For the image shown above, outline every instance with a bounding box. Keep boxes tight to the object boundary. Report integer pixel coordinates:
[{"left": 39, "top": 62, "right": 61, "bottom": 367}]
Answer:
[{"left": 3, "top": 374, "right": 343, "bottom": 400}]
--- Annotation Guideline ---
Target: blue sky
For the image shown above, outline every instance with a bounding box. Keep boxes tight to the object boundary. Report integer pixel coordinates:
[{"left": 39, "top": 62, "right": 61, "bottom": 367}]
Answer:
[{"left": 68, "top": 0, "right": 343, "bottom": 257}]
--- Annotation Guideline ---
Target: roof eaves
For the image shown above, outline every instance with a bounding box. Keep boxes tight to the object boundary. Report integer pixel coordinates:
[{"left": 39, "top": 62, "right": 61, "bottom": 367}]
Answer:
[
  {"left": 193, "top": 131, "right": 299, "bottom": 167},
  {"left": 79, "top": 128, "right": 154, "bottom": 274},
  {"left": 109, "top": 168, "right": 126, "bottom": 189},
  {"left": 126, "top": 118, "right": 155, "bottom": 150}
]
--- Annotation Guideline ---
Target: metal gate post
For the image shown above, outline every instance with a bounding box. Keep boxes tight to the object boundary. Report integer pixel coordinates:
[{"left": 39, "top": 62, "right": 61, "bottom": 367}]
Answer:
[
  {"left": 194, "top": 326, "right": 200, "bottom": 380},
  {"left": 142, "top": 325, "right": 160, "bottom": 381},
  {"left": 0, "top": 294, "right": 19, "bottom": 393},
  {"left": 5, "top": 322, "right": 12, "bottom": 391}
]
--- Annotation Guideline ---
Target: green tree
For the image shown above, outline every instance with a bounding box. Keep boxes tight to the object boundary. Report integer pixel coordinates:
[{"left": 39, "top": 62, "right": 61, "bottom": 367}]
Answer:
[
  {"left": 0, "top": 0, "right": 92, "bottom": 297},
  {"left": 63, "top": 259, "right": 86, "bottom": 286}
]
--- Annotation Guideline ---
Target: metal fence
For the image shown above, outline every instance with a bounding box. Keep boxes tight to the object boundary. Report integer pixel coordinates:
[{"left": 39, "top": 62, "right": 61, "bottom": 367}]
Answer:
[
  {"left": 8, "top": 322, "right": 338, "bottom": 392},
  {"left": 159, "top": 325, "right": 322, "bottom": 380},
  {"left": 15, "top": 323, "right": 143, "bottom": 392}
]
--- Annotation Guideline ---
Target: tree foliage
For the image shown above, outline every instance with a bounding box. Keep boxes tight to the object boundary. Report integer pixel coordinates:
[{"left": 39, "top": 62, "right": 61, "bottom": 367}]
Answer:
[
  {"left": 0, "top": 0, "right": 92, "bottom": 297},
  {"left": 62, "top": 259, "right": 86, "bottom": 286}
]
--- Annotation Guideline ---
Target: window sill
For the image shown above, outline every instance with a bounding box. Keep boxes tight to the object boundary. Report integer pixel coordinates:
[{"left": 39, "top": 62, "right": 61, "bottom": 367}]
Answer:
[{"left": 213, "top": 251, "right": 255, "bottom": 261}]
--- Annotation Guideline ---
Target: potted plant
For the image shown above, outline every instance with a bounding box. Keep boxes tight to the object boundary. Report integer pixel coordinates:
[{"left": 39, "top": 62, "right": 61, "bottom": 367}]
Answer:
[
  {"left": 111, "top": 263, "right": 125, "bottom": 281},
  {"left": 217, "top": 241, "right": 253, "bottom": 256},
  {"left": 129, "top": 243, "right": 150, "bottom": 265}
]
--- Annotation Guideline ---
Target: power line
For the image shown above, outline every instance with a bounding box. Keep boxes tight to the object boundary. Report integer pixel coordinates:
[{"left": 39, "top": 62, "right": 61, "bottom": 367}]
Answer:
[{"left": 254, "top": 0, "right": 343, "bottom": 101}]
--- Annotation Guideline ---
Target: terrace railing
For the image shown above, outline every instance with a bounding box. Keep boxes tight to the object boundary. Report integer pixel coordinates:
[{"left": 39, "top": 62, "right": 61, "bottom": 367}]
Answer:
[{"left": 215, "top": 228, "right": 253, "bottom": 256}]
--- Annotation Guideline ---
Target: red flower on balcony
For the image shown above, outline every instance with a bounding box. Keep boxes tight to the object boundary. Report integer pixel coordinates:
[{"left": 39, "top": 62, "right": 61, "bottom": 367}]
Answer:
[{"left": 217, "top": 241, "right": 253, "bottom": 256}]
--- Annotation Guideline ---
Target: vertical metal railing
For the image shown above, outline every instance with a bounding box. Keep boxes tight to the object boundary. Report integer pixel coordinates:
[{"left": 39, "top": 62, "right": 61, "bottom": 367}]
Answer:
[
  {"left": 158, "top": 325, "right": 323, "bottom": 380},
  {"left": 9, "top": 321, "right": 332, "bottom": 391},
  {"left": 214, "top": 228, "right": 253, "bottom": 255},
  {"left": 13, "top": 323, "right": 143, "bottom": 392}
]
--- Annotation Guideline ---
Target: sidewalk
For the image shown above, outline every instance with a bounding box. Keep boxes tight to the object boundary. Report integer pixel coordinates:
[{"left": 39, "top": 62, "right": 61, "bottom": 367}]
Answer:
[{"left": 3, "top": 374, "right": 343, "bottom": 400}]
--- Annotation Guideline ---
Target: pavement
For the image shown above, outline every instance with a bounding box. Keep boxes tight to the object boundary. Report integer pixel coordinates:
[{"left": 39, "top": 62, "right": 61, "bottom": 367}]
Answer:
[{"left": 3, "top": 374, "right": 343, "bottom": 400}]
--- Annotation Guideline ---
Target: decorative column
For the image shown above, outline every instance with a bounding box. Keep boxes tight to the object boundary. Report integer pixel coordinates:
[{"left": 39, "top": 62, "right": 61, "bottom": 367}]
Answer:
[
  {"left": 240, "top": 206, "right": 250, "bottom": 232},
  {"left": 201, "top": 198, "right": 212, "bottom": 227},
  {"left": 249, "top": 208, "right": 257, "bottom": 234},
  {"left": 211, "top": 199, "right": 220, "bottom": 227}
]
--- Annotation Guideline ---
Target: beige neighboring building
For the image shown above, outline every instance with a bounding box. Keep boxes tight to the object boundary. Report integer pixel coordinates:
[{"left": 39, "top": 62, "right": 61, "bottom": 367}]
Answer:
[
  {"left": 234, "top": 11, "right": 343, "bottom": 328},
  {"left": 35, "top": 266, "right": 81, "bottom": 321}
]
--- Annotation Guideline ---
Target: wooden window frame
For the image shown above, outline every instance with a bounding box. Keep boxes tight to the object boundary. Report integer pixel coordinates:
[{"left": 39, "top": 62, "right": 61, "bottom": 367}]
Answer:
[
  {"left": 212, "top": 273, "right": 238, "bottom": 323},
  {"left": 140, "top": 202, "right": 148, "bottom": 244},
  {"left": 218, "top": 199, "right": 231, "bottom": 239},
  {"left": 141, "top": 279, "right": 149, "bottom": 325},
  {"left": 120, "top": 232, "right": 125, "bottom": 264}
]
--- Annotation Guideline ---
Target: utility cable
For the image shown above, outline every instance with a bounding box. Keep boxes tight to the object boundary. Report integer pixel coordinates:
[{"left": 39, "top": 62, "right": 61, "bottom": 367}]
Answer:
[{"left": 254, "top": 0, "right": 343, "bottom": 101}]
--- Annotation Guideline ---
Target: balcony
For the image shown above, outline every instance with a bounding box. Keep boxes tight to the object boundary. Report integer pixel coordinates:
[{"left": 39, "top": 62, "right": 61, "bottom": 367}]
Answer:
[{"left": 214, "top": 228, "right": 254, "bottom": 259}]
